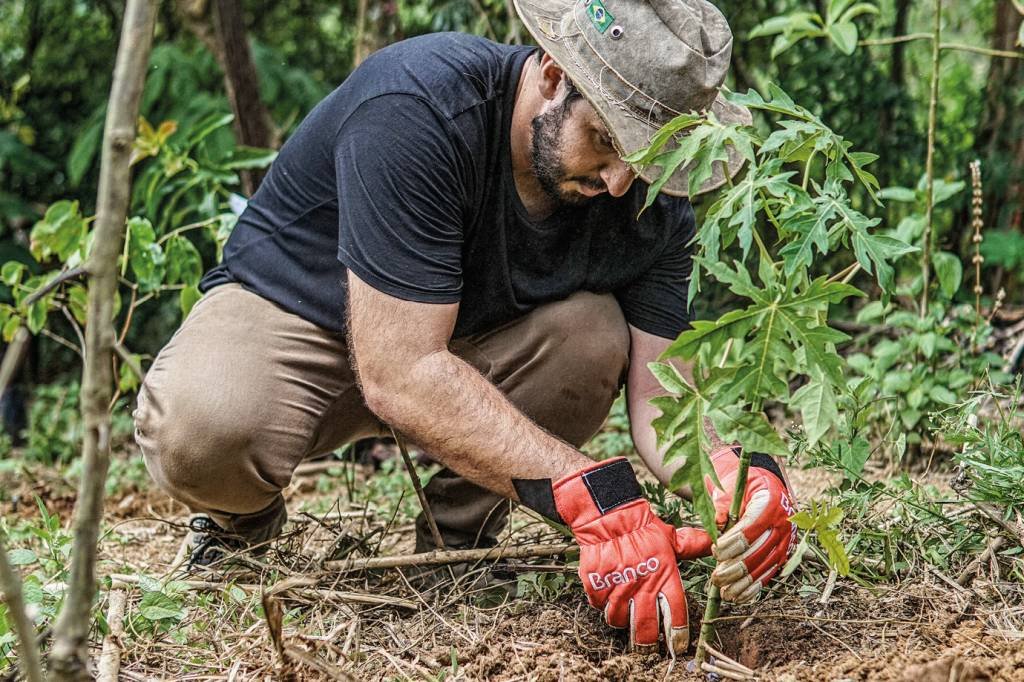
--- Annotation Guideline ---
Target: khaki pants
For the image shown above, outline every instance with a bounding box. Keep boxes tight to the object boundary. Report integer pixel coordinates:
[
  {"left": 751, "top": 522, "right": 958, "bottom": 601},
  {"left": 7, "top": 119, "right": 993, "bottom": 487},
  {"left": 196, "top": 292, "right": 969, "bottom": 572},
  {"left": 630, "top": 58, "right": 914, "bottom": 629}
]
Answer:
[{"left": 134, "top": 283, "right": 629, "bottom": 550}]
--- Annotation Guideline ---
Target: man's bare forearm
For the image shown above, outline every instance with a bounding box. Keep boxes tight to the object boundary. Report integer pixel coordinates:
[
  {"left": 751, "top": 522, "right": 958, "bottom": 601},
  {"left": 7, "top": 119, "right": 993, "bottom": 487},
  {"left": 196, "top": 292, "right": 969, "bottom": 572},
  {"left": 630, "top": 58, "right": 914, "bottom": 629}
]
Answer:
[{"left": 358, "top": 348, "right": 592, "bottom": 501}]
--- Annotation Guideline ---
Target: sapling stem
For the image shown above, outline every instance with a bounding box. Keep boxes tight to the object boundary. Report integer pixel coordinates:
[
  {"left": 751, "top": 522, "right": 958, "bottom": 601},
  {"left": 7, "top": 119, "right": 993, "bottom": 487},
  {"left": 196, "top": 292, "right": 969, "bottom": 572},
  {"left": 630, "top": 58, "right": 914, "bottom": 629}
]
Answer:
[{"left": 695, "top": 399, "right": 762, "bottom": 664}]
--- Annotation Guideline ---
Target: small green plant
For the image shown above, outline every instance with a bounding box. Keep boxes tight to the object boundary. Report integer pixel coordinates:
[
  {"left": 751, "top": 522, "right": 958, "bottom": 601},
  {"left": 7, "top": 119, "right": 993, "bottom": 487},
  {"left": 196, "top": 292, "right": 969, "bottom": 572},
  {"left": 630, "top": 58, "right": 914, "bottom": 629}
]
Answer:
[
  {"left": 128, "top": 575, "right": 189, "bottom": 635},
  {"left": 516, "top": 570, "right": 571, "bottom": 602},
  {"left": 785, "top": 500, "right": 850, "bottom": 577},
  {"left": 847, "top": 302, "right": 1005, "bottom": 446},
  {"left": 943, "top": 379, "right": 1024, "bottom": 513},
  {"left": 0, "top": 497, "right": 75, "bottom": 668}
]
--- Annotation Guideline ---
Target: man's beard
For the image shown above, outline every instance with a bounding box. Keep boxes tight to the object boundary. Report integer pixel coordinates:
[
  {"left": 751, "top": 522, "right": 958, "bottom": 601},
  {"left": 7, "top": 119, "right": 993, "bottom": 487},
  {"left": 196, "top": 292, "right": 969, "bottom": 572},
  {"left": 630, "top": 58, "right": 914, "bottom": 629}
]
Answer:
[{"left": 530, "top": 99, "right": 606, "bottom": 207}]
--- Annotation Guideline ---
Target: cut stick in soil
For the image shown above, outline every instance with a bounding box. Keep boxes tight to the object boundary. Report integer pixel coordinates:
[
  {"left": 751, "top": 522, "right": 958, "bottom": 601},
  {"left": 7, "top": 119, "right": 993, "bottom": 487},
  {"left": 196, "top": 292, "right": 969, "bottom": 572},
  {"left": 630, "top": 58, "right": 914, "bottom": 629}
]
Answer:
[
  {"left": 47, "top": 0, "right": 158, "bottom": 678},
  {"left": 696, "top": 443, "right": 756, "bottom": 665}
]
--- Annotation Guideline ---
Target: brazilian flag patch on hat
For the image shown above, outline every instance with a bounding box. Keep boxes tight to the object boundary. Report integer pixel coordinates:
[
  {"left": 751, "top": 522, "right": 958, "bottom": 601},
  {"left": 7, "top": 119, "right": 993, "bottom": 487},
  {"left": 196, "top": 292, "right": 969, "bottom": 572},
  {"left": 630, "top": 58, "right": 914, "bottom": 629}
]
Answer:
[{"left": 586, "top": 0, "right": 614, "bottom": 34}]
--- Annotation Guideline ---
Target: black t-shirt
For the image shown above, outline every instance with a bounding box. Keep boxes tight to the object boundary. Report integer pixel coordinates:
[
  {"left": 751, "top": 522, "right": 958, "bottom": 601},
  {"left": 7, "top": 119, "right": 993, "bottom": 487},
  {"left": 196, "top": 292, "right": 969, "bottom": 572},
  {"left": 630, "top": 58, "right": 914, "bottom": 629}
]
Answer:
[{"left": 201, "top": 33, "right": 697, "bottom": 340}]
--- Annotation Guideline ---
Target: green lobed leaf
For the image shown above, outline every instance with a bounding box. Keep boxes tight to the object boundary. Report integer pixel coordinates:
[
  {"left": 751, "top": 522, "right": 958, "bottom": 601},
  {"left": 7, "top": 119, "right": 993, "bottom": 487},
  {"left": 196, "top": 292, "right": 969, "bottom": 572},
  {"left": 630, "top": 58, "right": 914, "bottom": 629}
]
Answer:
[
  {"left": 665, "top": 435, "right": 719, "bottom": 542},
  {"left": 791, "top": 376, "right": 838, "bottom": 445},
  {"left": 709, "top": 407, "right": 788, "bottom": 457},
  {"left": 851, "top": 230, "right": 917, "bottom": 292},
  {"left": 817, "top": 528, "right": 850, "bottom": 576}
]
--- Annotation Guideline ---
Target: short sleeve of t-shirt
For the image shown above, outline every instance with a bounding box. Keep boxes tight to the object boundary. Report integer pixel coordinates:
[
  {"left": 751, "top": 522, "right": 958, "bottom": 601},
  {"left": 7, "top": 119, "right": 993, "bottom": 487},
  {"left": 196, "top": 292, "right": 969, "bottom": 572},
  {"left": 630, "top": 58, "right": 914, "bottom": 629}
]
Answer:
[
  {"left": 614, "top": 204, "right": 697, "bottom": 339},
  {"left": 335, "top": 94, "right": 467, "bottom": 302}
]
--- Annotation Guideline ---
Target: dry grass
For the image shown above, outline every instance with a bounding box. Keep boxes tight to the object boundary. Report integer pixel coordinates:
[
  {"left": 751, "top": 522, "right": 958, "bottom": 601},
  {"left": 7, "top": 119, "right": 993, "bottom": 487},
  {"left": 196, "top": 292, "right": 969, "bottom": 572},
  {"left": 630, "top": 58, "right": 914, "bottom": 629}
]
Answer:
[{"left": 3, "top": 425, "right": 1024, "bottom": 681}]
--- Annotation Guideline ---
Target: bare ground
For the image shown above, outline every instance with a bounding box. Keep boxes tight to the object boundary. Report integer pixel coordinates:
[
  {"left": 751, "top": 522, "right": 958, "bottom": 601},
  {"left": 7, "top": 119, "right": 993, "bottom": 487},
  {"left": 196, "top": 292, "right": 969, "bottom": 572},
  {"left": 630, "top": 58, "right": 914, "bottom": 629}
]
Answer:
[{"left": 3, "top": 448, "right": 1023, "bottom": 681}]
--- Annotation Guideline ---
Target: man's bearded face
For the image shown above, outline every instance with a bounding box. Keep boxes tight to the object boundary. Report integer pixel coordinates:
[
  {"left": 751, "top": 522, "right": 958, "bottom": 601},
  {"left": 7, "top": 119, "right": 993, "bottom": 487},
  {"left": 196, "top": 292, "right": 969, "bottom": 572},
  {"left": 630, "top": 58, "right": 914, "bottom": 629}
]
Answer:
[{"left": 530, "top": 94, "right": 624, "bottom": 206}]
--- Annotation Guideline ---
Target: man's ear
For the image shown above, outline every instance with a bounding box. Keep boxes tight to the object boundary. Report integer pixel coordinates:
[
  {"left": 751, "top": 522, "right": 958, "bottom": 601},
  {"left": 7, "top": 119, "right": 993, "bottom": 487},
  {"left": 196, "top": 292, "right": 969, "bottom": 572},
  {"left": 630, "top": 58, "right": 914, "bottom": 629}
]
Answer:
[{"left": 537, "top": 53, "right": 566, "bottom": 102}]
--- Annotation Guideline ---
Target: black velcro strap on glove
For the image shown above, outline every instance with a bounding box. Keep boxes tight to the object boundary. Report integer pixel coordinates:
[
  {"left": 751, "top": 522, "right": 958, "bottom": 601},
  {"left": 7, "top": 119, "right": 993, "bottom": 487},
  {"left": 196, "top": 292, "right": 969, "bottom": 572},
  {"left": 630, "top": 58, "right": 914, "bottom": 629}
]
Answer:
[
  {"left": 749, "top": 452, "right": 787, "bottom": 487},
  {"left": 581, "top": 458, "right": 643, "bottom": 514},
  {"left": 513, "top": 478, "right": 564, "bottom": 524}
]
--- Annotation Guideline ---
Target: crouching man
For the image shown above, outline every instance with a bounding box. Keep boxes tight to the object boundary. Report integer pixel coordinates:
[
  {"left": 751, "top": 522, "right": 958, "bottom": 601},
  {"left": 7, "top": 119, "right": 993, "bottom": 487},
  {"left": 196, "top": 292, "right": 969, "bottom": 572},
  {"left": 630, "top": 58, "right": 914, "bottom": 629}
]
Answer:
[{"left": 134, "top": 0, "right": 795, "bottom": 655}]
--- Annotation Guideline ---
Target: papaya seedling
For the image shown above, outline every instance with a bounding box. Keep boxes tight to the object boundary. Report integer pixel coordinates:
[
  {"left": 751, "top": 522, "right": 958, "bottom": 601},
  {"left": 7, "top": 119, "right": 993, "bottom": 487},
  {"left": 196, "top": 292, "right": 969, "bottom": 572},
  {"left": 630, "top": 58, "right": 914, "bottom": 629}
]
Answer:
[{"left": 628, "top": 83, "right": 914, "bottom": 661}]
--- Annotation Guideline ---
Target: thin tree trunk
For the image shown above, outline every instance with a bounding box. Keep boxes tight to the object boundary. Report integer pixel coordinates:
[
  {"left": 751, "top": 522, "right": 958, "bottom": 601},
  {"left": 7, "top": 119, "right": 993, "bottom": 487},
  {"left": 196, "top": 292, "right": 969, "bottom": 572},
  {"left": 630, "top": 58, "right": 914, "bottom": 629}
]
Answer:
[
  {"left": 211, "top": 0, "right": 275, "bottom": 195},
  {"left": 47, "top": 1, "right": 158, "bottom": 679},
  {"left": 175, "top": 0, "right": 276, "bottom": 195},
  {"left": 353, "top": 0, "right": 403, "bottom": 68},
  {"left": 977, "top": 0, "right": 1024, "bottom": 232},
  {"left": 0, "top": 332, "right": 44, "bottom": 682}
]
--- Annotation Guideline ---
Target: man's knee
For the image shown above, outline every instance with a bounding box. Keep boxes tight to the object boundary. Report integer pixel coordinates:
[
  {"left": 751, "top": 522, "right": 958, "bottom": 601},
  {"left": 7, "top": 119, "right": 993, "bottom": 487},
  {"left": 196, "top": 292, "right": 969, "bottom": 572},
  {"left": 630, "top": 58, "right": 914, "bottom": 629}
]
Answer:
[
  {"left": 134, "top": 378, "right": 277, "bottom": 515},
  {"left": 534, "top": 291, "right": 630, "bottom": 388}
]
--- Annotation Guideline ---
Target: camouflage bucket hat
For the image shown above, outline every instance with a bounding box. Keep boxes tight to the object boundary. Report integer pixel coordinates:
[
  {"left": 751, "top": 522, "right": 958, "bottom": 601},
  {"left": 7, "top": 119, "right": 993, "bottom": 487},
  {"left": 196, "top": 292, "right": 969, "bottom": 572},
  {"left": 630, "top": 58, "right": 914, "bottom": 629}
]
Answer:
[{"left": 512, "top": 0, "right": 752, "bottom": 197}]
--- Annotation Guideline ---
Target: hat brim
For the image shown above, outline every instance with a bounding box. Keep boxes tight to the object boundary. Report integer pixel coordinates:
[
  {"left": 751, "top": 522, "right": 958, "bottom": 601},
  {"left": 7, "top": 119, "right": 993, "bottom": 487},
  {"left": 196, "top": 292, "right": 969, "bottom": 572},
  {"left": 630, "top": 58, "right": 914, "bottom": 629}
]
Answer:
[{"left": 513, "top": 0, "right": 752, "bottom": 197}]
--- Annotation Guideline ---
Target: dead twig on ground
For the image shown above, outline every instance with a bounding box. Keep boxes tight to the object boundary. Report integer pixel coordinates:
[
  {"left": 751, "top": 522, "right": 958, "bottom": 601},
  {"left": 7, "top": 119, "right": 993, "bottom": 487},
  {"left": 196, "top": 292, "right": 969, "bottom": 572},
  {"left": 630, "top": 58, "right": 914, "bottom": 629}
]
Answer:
[
  {"left": 958, "top": 536, "right": 1006, "bottom": 586},
  {"left": 701, "top": 661, "right": 755, "bottom": 680},
  {"left": 391, "top": 428, "right": 445, "bottom": 549},
  {"left": 325, "top": 542, "right": 574, "bottom": 572},
  {"left": 702, "top": 642, "right": 756, "bottom": 677},
  {"left": 97, "top": 590, "right": 127, "bottom": 682},
  {"left": 108, "top": 572, "right": 417, "bottom": 609}
]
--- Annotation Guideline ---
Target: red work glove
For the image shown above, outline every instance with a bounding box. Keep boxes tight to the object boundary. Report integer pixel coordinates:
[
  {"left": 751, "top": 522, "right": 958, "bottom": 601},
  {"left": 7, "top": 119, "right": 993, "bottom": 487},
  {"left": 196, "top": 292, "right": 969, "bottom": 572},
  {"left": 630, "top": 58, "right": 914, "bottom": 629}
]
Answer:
[
  {"left": 705, "top": 446, "right": 797, "bottom": 603},
  {"left": 552, "top": 457, "right": 712, "bottom": 654}
]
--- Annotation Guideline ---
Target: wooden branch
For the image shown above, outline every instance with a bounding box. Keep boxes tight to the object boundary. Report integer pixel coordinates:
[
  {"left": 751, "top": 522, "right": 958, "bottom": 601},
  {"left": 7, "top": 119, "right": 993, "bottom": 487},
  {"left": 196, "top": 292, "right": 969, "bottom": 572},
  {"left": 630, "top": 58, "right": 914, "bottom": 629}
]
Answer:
[
  {"left": 0, "top": 327, "right": 30, "bottom": 394},
  {"left": 23, "top": 265, "right": 88, "bottom": 307},
  {"left": 919, "top": 0, "right": 942, "bottom": 318},
  {"left": 97, "top": 590, "right": 126, "bottom": 682},
  {"left": 860, "top": 33, "right": 1024, "bottom": 59},
  {"left": 0, "top": 332, "right": 42, "bottom": 682},
  {"left": 0, "top": 532, "right": 45, "bottom": 682},
  {"left": 939, "top": 42, "right": 1024, "bottom": 59},
  {"left": 325, "top": 542, "right": 575, "bottom": 572},
  {"left": 108, "top": 573, "right": 417, "bottom": 609},
  {"left": 113, "top": 342, "right": 144, "bottom": 383},
  {"left": 48, "top": 1, "right": 158, "bottom": 679},
  {"left": 859, "top": 32, "right": 933, "bottom": 46}
]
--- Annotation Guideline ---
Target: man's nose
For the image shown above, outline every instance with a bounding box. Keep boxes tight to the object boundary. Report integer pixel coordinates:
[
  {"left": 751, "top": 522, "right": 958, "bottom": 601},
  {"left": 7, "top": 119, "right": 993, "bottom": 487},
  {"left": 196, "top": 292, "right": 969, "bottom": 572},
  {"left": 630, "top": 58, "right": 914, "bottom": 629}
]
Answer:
[{"left": 601, "top": 161, "right": 636, "bottom": 198}]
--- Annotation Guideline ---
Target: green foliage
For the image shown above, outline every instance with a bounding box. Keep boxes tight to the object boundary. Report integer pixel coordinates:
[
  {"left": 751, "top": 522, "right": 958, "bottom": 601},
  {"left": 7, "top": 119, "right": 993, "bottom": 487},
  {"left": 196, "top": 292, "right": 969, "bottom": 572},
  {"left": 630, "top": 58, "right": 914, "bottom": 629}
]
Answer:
[
  {"left": 0, "top": 111, "right": 272, "bottom": 383},
  {"left": 22, "top": 381, "right": 135, "bottom": 464},
  {"left": 516, "top": 570, "right": 571, "bottom": 602},
  {"left": 748, "top": 0, "right": 879, "bottom": 58},
  {"left": 942, "top": 379, "right": 1024, "bottom": 513},
  {"left": 846, "top": 302, "right": 1004, "bottom": 441},
  {"left": 0, "top": 497, "right": 74, "bottom": 668},
  {"left": 633, "top": 84, "right": 912, "bottom": 547},
  {"left": 787, "top": 500, "right": 850, "bottom": 576},
  {"left": 129, "top": 575, "right": 189, "bottom": 635},
  {"left": 582, "top": 393, "right": 634, "bottom": 461}
]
